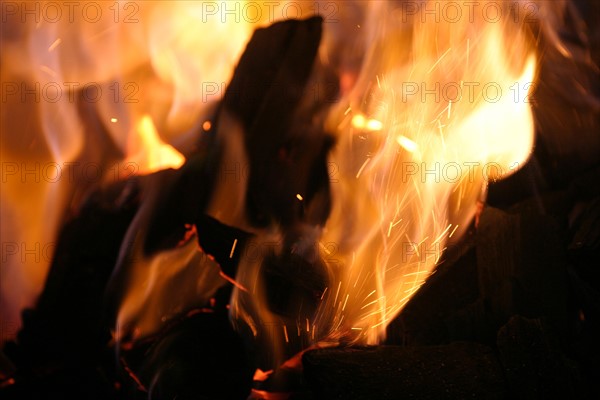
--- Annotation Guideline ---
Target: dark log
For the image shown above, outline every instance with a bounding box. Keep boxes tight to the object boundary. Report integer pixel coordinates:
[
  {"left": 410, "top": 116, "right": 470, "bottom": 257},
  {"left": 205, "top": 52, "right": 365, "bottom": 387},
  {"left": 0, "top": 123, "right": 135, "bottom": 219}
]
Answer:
[
  {"left": 303, "top": 343, "right": 507, "bottom": 400},
  {"left": 132, "top": 311, "right": 253, "bottom": 400},
  {"left": 497, "top": 315, "right": 585, "bottom": 399},
  {"left": 1, "top": 178, "right": 141, "bottom": 399},
  {"left": 385, "top": 230, "right": 480, "bottom": 345},
  {"left": 475, "top": 207, "right": 570, "bottom": 341}
]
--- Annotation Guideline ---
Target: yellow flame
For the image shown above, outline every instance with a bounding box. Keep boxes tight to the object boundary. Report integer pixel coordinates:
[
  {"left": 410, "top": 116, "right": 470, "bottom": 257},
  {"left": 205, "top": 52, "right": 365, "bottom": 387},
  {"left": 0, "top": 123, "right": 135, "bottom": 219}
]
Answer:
[
  {"left": 314, "top": 0, "right": 537, "bottom": 345},
  {"left": 125, "top": 115, "right": 185, "bottom": 174}
]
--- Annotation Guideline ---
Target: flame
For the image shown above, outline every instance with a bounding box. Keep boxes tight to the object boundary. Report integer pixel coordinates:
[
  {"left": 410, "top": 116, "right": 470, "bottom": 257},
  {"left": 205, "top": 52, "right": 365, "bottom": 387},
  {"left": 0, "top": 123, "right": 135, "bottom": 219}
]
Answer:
[
  {"left": 0, "top": 1, "right": 304, "bottom": 341},
  {"left": 228, "top": 0, "right": 538, "bottom": 370},
  {"left": 314, "top": 1, "right": 537, "bottom": 345},
  {"left": 1, "top": 0, "right": 551, "bottom": 381},
  {"left": 124, "top": 115, "right": 185, "bottom": 175}
]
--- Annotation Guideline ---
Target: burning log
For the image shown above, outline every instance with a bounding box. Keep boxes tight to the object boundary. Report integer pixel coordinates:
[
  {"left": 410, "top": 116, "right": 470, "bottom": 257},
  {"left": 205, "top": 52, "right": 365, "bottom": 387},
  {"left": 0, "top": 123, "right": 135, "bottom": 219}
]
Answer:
[
  {"left": 387, "top": 204, "right": 571, "bottom": 346},
  {"left": 2, "top": 2, "right": 600, "bottom": 399},
  {"left": 1, "top": 15, "right": 334, "bottom": 398}
]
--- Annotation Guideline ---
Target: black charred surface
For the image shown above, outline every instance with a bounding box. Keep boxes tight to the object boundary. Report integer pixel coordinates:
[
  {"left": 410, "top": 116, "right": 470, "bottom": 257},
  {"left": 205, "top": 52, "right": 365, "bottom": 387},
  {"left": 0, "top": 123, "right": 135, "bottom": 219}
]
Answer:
[
  {"left": 130, "top": 311, "right": 253, "bottom": 400},
  {"left": 142, "top": 123, "right": 221, "bottom": 255},
  {"left": 382, "top": 163, "right": 600, "bottom": 398},
  {"left": 195, "top": 214, "right": 252, "bottom": 278},
  {"left": 497, "top": 316, "right": 585, "bottom": 398},
  {"left": 223, "top": 16, "right": 337, "bottom": 229},
  {"left": 303, "top": 344, "right": 507, "bottom": 400},
  {"left": 1, "top": 178, "right": 141, "bottom": 400}
]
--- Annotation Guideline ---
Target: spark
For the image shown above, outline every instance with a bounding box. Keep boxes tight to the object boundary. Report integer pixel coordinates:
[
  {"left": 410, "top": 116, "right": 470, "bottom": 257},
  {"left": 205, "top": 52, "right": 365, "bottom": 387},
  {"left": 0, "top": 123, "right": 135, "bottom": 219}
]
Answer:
[
  {"left": 371, "top": 319, "right": 389, "bottom": 329},
  {"left": 360, "top": 308, "right": 383, "bottom": 320},
  {"left": 387, "top": 218, "right": 403, "bottom": 237},
  {"left": 353, "top": 269, "right": 362, "bottom": 288},
  {"left": 333, "top": 281, "right": 341, "bottom": 307},
  {"left": 40, "top": 65, "right": 58, "bottom": 79},
  {"left": 48, "top": 38, "right": 62, "bottom": 52},
  {"left": 306, "top": 318, "right": 310, "bottom": 332},
  {"left": 360, "top": 298, "right": 379, "bottom": 310},
  {"left": 342, "top": 294, "right": 350, "bottom": 311},
  {"left": 320, "top": 287, "right": 328, "bottom": 301},
  {"left": 219, "top": 271, "right": 247, "bottom": 292},
  {"left": 427, "top": 47, "right": 452, "bottom": 74},
  {"left": 296, "top": 193, "right": 304, "bottom": 201},
  {"left": 229, "top": 238, "right": 238, "bottom": 259},
  {"left": 283, "top": 325, "right": 289, "bottom": 343},
  {"left": 364, "top": 290, "right": 376, "bottom": 300},
  {"left": 402, "top": 270, "right": 431, "bottom": 277},
  {"left": 397, "top": 136, "right": 418, "bottom": 153},
  {"left": 433, "top": 224, "right": 452, "bottom": 244},
  {"left": 110, "top": 118, "right": 118, "bottom": 123},
  {"left": 449, "top": 224, "right": 460, "bottom": 238},
  {"left": 202, "top": 120, "right": 212, "bottom": 131},
  {"left": 356, "top": 158, "right": 370, "bottom": 178}
]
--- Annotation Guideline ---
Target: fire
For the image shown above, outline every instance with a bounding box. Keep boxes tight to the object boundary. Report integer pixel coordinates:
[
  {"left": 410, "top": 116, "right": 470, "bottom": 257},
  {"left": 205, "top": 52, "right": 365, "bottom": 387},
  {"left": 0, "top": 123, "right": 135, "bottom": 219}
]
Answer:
[
  {"left": 2, "top": 0, "right": 547, "bottom": 388},
  {"left": 313, "top": 1, "right": 537, "bottom": 345},
  {"left": 124, "top": 114, "right": 185, "bottom": 175}
]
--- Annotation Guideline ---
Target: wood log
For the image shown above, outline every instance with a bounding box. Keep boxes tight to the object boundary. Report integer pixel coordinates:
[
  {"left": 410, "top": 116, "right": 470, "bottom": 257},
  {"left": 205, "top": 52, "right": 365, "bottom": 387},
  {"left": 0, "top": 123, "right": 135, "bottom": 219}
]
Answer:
[{"left": 303, "top": 343, "right": 507, "bottom": 400}]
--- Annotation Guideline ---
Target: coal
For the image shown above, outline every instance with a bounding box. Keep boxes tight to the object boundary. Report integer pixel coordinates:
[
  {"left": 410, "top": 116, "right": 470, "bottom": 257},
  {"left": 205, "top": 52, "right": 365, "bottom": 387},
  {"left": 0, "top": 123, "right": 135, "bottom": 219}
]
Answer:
[{"left": 303, "top": 343, "right": 507, "bottom": 400}]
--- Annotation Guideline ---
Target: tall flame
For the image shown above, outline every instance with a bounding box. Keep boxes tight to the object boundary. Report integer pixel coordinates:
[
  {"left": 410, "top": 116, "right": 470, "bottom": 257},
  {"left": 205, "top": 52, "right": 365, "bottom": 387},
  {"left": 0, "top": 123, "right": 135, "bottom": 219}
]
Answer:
[
  {"left": 227, "top": 1, "right": 538, "bottom": 370},
  {"left": 315, "top": 1, "right": 536, "bottom": 345}
]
